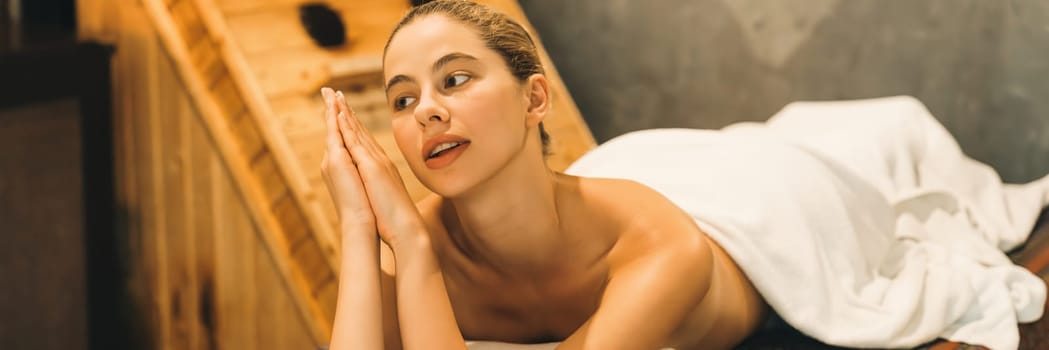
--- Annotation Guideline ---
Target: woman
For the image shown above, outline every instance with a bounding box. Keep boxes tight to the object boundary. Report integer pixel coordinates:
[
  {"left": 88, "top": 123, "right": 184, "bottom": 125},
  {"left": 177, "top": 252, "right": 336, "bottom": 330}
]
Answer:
[{"left": 321, "top": 1, "right": 1047, "bottom": 349}]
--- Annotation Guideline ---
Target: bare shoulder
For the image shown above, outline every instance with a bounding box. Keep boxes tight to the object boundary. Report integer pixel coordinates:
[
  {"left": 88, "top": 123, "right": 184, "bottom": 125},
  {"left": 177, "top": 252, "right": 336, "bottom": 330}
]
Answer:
[
  {"left": 575, "top": 177, "right": 708, "bottom": 263},
  {"left": 573, "top": 176, "right": 766, "bottom": 348}
]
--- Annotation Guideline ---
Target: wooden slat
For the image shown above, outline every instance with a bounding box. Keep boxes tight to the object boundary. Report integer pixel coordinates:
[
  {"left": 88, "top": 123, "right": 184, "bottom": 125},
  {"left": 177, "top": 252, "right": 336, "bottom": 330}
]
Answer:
[
  {"left": 188, "top": 39, "right": 224, "bottom": 88},
  {"left": 187, "top": 102, "right": 218, "bottom": 350},
  {"left": 211, "top": 75, "right": 247, "bottom": 120},
  {"left": 274, "top": 194, "right": 311, "bottom": 250},
  {"left": 249, "top": 154, "right": 289, "bottom": 204},
  {"left": 313, "top": 279, "right": 340, "bottom": 328},
  {"left": 211, "top": 155, "right": 259, "bottom": 350},
  {"left": 269, "top": 95, "right": 326, "bottom": 139},
  {"left": 228, "top": 113, "right": 265, "bottom": 161},
  {"left": 291, "top": 240, "right": 335, "bottom": 297},
  {"left": 136, "top": 4, "right": 176, "bottom": 347},
  {"left": 255, "top": 239, "right": 318, "bottom": 349},
  {"left": 224, "top": 9, "right": 310, "bottom": 55},
  {"left": 169, "top": 0, "right": 206, "bottom": 49},
  {"left": 175, "top": 67, "right": 212, "bottom": 350},
  {"left": 156, "top": 38, "right": 195, "bottom": 349},
  {"left": 104, "top": 3, "right": 154, "bottom": 347},
  {"left": 247, "top": 46, "right": 332, "bottom": 98}
]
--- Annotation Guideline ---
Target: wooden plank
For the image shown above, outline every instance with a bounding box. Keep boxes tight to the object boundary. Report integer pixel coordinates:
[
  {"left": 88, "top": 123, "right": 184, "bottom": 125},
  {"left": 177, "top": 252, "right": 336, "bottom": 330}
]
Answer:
[
  {"left": 224, "top": 9, "right": 311, "bottom": 55},
  {"left": 313, "top": 279, "right": 339, "bottom": 330},
  {"left": 255, "top": 237, "right": 320, "bottom": 350},
  {"left": 211, "top": 154, "right": 259, "bottom": 350},
  {"left": 250, "top": 154, "right": 289, "bottom": 205},
  {"left": 287, "top": 132, "right": 324, "bottom": 182},
  {"left": 169, "top": 0, "right": 207, "bottom": 49},
  {"left": 105, "top": 4, "right": 151, "bottom": 348},
  {"left": 184, "top": 87, "right": 220, "bottom": 349},
  {"left": 133, "top": 4, "right": 176, "bottom": 347},
  {"left": 228, "top": 113, "right": 265, "bottom": 162},
  {"left": 156, "top": 40, "right": 196, "bottom": 350},
  {"left": 246, "top": 46, "right": 332, "bottom": 98},
  {"left": 188, "top": 39, "right": 224, "bottom": 90},
  {"left": 290, "top": 240, "right": 334, "bottom": 297},
  {"left": 268, "top": 95, "right": 326, "bottom": 140},
  {"left": 274, "top": 194, "right": 310, "bottom": 251},
  {"left": 211, "top": 75, "right": 247, "bottom": 121},
  {"left": 180, "top": 71, "right": 215, "bottom": 350}
]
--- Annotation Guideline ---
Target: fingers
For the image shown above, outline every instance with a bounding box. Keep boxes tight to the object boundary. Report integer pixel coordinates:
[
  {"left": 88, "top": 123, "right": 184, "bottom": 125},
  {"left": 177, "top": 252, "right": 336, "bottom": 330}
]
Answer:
[
  {"left": 331, "top": 91, "right": 382, "bottom": 155},
  {"left": 321, "top": 88, "right": 344, "bottom": 151},
  {"left": 334, "top": 90, "right": 364, "bottom": 132}
]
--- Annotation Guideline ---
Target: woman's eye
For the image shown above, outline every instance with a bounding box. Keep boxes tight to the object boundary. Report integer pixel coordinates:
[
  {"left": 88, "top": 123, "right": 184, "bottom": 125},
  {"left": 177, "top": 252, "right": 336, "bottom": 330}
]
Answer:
[
  {"left": 394, "top": 96, "right": 416, "bottom": 110},
  {"left": 445, "top": 74, "right": 470, "bottom": 88}
]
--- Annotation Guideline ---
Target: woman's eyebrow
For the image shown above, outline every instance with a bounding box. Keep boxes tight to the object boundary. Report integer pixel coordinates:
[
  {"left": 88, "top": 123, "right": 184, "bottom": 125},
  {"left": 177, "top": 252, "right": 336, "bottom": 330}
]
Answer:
[
  {"left": 432, "top": 52, "right": 478, "bottom": 73},
  {"left": 385, "top": 52, "right": 479, "bottom": 93},
  {"left": 385, "top": 75, "right": 414, "bottom": 94}
]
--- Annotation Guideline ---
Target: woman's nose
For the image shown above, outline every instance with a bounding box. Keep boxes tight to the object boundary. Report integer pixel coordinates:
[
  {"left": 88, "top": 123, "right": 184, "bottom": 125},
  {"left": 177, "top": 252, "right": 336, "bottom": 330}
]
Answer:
[{"left": 414, "top": 94, "right": 449, "bottom": 127}]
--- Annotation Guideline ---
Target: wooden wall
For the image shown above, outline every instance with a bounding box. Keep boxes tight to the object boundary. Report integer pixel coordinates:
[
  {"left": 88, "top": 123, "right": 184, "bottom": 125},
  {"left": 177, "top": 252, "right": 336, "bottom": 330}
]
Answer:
[{"left": 78, "top": 1, "right": 317, "bottom": 349}]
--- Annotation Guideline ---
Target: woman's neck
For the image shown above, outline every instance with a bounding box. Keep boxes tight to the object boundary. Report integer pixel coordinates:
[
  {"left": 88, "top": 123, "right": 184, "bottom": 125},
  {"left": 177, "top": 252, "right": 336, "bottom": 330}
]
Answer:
[{"left": 444, "top": 148, "right": 572, "bottom": 278}]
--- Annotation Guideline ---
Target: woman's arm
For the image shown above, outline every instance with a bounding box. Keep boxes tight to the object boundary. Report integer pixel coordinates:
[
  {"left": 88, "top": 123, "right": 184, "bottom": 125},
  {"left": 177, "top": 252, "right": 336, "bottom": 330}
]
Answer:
[
  {"left": 330, "top": 90, "right": 468, "bottom": 350},
  {"left": 321, "top": 87, "right": 385, "bottom": 349},
  {"left": 329, "top": 228, "right": 384, "bottom": 350},
  {"left": 390, "top": 223, "right": 468, "bottom": 350}
]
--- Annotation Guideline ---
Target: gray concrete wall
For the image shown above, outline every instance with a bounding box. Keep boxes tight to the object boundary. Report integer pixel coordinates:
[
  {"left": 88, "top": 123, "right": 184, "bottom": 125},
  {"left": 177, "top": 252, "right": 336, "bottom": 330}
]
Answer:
[{"left": 520, "top": 0, "right": 1049, "bottom": 182}]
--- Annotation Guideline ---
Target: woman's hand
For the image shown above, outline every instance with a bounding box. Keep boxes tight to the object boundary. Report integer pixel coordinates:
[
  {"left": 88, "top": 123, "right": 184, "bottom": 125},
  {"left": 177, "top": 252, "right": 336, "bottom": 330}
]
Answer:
[
  {"left": 324, "top": 87, "right": 426, "bottom": 247},
  {"left": 320, "top": 88, "right": 376, "bottom": 236}
]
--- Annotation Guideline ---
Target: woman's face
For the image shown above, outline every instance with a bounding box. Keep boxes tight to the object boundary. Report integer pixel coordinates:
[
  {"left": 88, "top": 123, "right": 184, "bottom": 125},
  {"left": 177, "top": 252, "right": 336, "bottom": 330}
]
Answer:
[{"left": 383, "top": 15, "right": 537, "bottom": 197}]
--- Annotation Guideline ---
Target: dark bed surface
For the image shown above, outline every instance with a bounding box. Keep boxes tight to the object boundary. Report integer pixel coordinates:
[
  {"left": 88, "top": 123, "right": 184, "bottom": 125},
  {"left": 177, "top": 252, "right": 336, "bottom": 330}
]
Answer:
[{"left": 736, "top": 208, "right": 1049, "bottom": 350}]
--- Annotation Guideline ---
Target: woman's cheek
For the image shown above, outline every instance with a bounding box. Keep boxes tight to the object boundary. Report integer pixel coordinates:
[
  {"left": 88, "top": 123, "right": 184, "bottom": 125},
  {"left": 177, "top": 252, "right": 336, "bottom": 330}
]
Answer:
[{"left": 391, "top": 118, "right": 418, "bottom": 163}]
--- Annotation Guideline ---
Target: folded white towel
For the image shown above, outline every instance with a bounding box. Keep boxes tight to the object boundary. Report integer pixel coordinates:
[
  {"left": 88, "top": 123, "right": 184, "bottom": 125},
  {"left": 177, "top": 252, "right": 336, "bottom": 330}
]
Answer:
[{"left": 563, "top": 96, "right": 1048, "bottom": 350}]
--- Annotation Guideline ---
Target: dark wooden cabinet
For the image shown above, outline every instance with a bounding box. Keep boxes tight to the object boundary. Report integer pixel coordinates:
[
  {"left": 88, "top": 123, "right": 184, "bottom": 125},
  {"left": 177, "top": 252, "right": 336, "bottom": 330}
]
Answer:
[{"left": 0, "top": 32, "right": 122, "bottom": 350}]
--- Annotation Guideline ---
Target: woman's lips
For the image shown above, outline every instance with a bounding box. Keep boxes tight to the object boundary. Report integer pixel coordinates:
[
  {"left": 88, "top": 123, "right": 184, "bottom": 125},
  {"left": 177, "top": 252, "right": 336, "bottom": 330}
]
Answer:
[{"left": 424, "top": 142, "right": 470, "bottom": 169}]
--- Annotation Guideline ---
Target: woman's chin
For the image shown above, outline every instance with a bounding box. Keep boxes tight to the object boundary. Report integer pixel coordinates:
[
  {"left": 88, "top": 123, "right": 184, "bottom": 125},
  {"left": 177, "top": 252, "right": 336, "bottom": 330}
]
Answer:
[{"left": 419, "top": 177, "right": 472, "bottom": 199}]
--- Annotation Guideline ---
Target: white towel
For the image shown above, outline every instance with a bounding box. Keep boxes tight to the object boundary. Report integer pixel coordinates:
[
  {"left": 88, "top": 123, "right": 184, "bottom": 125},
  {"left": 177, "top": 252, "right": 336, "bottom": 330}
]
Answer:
[{"left": 563, "top": 96, "right": 1048, "bottom": 350}]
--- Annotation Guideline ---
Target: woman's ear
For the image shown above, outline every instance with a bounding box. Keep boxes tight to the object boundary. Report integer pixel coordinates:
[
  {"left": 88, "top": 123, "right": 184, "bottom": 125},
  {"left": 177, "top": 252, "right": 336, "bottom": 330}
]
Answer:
[{"left": 524, "top": 74, "right": 550, "bottom": 127}]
